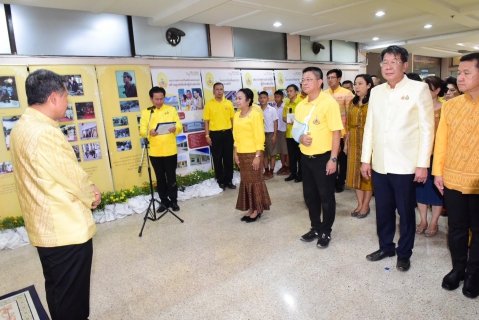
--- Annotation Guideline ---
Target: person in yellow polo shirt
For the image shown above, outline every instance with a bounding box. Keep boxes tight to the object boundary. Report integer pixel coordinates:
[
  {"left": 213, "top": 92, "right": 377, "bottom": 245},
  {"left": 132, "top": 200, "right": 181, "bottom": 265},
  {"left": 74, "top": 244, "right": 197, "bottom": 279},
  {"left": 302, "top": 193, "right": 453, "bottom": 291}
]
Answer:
[
  {"left": 295, "top": 67, "right": 343, "bottom": 248},
  {"left": 325, "top": 69, "right": 354, "bottom": 193},
  {"left": 282, "top": 84, "right": 304, "bottom": 182},
  {"left": 203, "top": 82, "right": 236, "bottom": 190},
  {"left": 140, "top": 86, "right": 182, "bottom": 212}
]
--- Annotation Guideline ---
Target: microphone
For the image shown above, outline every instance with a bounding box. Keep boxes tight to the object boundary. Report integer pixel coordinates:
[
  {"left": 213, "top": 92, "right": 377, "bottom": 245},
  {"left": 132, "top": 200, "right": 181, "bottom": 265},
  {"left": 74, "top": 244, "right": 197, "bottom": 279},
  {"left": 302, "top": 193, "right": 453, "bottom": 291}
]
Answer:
[
  {"left": 289, "top": 108, "right": 292, "bottom": 113},
  {"left": 147, "top": 106, "right": 155, "bottom": 111}
]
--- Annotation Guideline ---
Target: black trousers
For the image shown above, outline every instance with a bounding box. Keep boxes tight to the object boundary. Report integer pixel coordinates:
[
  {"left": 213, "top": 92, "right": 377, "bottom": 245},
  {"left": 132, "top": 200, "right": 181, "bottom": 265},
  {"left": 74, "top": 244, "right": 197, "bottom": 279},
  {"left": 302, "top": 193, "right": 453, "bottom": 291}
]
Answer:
[
  {"left": 150, "top": 154, "right": 178, "bottom": 204},
  {"left": 37, "top": 239, "right": 93, "bottom": 320},
  {"left": 372, "top": 171, "right": 416, "bottom": 258},
  {"left": 301, "top": 152, "right": 337, "bottom": 234},
  {"left": 287, "top": 138, "right": 302, "bottom": 177},
  {"left": 444, "top": 187, "right": 479, "bottom": 274},
  {"left": 210, "top": 129, "right": 234, "bottom": 184},
  {"left": 336, "top": 138, "right": 347, "bottom": 187}
]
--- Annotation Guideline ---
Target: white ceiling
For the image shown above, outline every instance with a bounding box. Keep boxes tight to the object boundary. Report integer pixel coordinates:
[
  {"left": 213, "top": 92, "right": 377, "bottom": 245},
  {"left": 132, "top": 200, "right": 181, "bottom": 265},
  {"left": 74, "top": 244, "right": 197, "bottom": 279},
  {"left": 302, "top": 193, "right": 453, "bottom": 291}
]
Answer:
[{"left": 5, "top": 0, "right": 479, "bottom": 57}]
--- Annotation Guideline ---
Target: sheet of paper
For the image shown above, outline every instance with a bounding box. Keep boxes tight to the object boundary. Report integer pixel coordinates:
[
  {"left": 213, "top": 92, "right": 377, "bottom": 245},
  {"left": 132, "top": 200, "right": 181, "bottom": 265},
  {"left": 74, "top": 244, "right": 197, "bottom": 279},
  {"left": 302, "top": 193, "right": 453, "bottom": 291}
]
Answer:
[
  {"left": 287, "top": 113, "right": 295, "bottom": 124},
  {"left": 155, "top": 122, "right": 176, "bottom": 135}
]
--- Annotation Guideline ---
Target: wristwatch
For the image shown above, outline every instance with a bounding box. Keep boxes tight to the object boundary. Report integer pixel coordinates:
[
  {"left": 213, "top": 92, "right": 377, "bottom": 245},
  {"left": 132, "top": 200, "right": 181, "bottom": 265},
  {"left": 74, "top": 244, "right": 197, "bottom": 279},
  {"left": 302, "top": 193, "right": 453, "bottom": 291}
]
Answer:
[
  {"left": 331, "top": 157, "right": 337, "bottom": 162},
  {"left": 255, "top": 154, "right": 260, "bottom": 158}
]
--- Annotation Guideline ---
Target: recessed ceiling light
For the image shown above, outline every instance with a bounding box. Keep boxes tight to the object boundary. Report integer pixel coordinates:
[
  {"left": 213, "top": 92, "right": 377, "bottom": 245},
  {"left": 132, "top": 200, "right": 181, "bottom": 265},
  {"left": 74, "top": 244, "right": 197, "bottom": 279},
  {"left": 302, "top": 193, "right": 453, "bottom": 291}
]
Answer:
[
  {"left": 424, "top": 24, "right": 432, "bottom": 28},
  {"left": 457, "top": 43, "right": 464, "bottom": 46},
  {"left": 372, "top": 37, "right": 379, "bottom": 41},
  {"left": 375, "top": 11, "right": 385, "bottom": 17},
  {"left": 474, "top": 46, "right": 479, "bottom": 50},
  {"left": 273, "top": 22, "right": 282, "bottom": 27}
]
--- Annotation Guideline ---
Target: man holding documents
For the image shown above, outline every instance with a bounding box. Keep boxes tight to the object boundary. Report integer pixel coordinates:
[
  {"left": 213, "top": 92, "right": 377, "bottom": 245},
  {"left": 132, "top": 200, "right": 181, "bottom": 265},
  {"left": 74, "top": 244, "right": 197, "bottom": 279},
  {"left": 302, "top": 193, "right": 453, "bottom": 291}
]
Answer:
[{"left": 140, "top": 86, "right": 183, "bottom": 212}]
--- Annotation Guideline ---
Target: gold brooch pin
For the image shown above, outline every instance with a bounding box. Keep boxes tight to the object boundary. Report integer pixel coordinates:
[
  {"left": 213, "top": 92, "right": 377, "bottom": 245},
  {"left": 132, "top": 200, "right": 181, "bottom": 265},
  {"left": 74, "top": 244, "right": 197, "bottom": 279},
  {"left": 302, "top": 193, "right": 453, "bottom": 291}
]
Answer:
[{"left": 313, "top": 116, "right": 320, "bottom": 125}]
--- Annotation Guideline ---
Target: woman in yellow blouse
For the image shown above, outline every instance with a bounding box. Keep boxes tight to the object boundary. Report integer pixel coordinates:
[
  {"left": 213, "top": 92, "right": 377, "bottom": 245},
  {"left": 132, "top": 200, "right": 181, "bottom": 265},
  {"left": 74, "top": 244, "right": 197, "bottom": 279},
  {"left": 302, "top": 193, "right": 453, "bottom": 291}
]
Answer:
[
  {"left": 233, "top": 88, "right": 271, "bottom": 222},
  {"left": 344, "top": 74, "right": 374, "bottom": 218}
]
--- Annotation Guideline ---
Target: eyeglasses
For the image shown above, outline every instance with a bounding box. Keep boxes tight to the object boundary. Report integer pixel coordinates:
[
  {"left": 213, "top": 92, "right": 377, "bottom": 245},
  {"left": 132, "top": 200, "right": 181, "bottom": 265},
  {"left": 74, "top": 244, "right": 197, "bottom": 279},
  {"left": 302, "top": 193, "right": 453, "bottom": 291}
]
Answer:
[
  {"left": 327, "top": 76, "right": 338, "bottom": 80},
  {"left": 301, "top": 78, "right": 316, "bottom": 83},
  {"left": 380, "top": 61, "right": 403, "bottom": 67}
]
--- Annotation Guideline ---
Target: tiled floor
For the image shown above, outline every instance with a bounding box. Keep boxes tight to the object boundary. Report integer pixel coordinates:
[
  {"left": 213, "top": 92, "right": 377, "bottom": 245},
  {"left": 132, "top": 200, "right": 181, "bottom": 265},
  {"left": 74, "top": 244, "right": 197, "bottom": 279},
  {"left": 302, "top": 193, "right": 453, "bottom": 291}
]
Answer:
[{"left": 1, "top": 176, "right": 477, "bottom": 319}]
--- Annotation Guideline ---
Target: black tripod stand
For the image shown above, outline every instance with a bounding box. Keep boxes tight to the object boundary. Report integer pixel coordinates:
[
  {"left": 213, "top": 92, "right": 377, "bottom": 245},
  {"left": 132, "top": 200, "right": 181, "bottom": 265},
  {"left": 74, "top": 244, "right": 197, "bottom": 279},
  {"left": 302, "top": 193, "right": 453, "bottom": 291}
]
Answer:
[{"left": 138, "top": 108, "right": 184, "bottom": 237}]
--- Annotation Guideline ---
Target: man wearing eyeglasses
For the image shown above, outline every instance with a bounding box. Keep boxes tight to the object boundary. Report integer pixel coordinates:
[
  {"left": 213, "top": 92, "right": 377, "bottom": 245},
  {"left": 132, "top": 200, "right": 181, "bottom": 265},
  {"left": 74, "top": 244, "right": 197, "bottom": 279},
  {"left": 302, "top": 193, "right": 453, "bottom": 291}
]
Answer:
[
  {"left": 325, "top": 69, "right": 354, "bottom": 193},
  {"left": 360, "top": 45, "right": 434, "bottom": 272}
]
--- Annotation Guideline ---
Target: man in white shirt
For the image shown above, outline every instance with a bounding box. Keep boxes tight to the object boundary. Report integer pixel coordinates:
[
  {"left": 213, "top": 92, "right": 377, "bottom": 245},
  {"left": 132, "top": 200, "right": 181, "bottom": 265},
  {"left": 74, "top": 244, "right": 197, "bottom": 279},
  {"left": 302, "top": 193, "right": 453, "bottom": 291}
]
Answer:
[
  {"left": 273, "top": 90, "right": 289, "bottom": 175},
  {"left": 259, "top": 91, "right": 278, "bottom": 180}
]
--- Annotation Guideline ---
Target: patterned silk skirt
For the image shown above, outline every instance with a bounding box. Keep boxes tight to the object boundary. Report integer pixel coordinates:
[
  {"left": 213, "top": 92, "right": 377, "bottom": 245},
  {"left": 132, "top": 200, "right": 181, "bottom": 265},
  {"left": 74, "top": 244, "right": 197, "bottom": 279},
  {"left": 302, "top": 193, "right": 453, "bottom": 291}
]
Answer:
[{"left": 236, "top": 153, "right": 271, "bottom": 213}]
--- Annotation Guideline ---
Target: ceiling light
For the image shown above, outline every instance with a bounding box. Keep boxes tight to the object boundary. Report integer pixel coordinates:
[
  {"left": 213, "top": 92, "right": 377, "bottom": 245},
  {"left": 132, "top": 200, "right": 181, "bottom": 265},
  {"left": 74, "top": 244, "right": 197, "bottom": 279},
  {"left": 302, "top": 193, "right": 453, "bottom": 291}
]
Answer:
[
  {"left": 456, "top": 43, "right": 464, "bottom": 46},
  {"left": 375, "top": 11, "right": 385, "bottom": 17},
  {"left": 372, "top": 37, "right": 379, "bottom": 41},
  {"left": 474, "top": 46, "right": 479, "bottom": 50},
  {"left": 273, "top": 22, "right": 282, "bottom": 27},
  {"left": 424, "top": 24, "right": 432, "bottom": 28}
]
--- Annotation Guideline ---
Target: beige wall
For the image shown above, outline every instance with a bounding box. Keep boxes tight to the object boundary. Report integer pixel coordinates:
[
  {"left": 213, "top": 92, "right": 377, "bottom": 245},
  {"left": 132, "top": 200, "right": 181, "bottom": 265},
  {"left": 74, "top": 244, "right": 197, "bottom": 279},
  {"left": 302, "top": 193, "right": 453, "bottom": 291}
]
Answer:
[
  {"left": 208, "top": 25, "right": 234, "bottom": 58},
  {"left": 286, "top": 34, "right": 301, "bottom": 60}
]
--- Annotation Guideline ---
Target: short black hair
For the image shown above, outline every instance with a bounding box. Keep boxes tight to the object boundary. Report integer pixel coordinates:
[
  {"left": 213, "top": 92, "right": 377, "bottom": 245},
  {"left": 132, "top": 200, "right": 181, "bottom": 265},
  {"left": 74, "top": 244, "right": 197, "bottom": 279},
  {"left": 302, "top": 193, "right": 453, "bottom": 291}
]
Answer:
[
  {"left": 213, "top": 82, "right": 224, "bottom": 90},
  {"left": 286, "top": 84, "right": 299, "bottom": 91},
  {"left": 259, "top": 91, "right": 268, "bottom": 97},
  {"left": 406, "top": 73, "right": 422, "bottom": 82},
  {"left": 342, "top": 80, "right": 353, "bottom": 87},
  {"left": 149, "top": 86, "right": 166, "bottom": 98},
  {"left": 444, "top": 76, "right": 459, "bottom": 93},
  {"left": 380, "top": 45, "right": 409, "bottom": 63},
  {"left": 238, "top": 88, "right": 253, "bottom": 106},
  {"left": 327, "top": 69, "right": 342, "bottom": 78},
  {"left": 274, "top": 90, "right": 283, "bottom": 96},
  {"left": 26, "top": 69, "right": 66, "bottom": 106},
  {"left": 460, "top": 52, "right": 479, "bottom": 69},
  {"left": 302, "top": 66, "right": 323, "bottom": 81},
  {"left": 423, "top": 76, "right": 445, "bottom": 97}
]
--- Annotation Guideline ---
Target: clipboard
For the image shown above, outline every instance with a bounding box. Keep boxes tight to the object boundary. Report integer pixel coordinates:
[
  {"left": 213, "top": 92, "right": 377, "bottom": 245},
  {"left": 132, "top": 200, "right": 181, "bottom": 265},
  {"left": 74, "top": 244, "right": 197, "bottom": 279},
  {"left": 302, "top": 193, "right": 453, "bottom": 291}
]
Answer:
[
  {"left": 287, "top": 113, "right": 295, "bottom": 124},
  {"left": 155, "top": 122, "right": 176, "bottom": 135}
]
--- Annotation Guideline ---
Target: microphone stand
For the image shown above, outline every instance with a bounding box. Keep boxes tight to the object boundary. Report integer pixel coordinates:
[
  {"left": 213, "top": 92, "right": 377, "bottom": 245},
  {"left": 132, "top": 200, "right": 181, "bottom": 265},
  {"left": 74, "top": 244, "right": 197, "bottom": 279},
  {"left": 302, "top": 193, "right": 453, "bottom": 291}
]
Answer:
[{"left": 139, "top": 107, "right": 184, "bottom": 237}]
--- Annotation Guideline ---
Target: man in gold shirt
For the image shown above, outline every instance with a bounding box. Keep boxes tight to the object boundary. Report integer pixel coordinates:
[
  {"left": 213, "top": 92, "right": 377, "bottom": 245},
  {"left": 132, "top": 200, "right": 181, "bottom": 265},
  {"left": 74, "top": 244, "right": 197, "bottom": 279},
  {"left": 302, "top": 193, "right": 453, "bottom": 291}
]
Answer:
[
  {"left": 203, "top": 82, "right": 236, "bottom": 190},
  {"left": 10, "top": 69, "right": 101, "bottom": 319},
  {"left": 325, "top": 69, "right": 354, "bottom": 193},
  {"left": 140, "top": 86, "right": 183, "bottom": 212},
  {"left": 433, "top": 52, "right": 479, "bottom": 299},
  {"left": 295, "top": 67, "right": 343, "bottom": 248}
]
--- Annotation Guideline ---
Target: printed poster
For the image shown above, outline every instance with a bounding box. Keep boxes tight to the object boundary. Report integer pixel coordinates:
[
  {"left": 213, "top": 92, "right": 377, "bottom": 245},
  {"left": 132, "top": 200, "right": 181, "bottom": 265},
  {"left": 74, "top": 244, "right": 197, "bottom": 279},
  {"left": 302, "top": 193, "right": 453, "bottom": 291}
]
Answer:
[
  {"left": 201, "top": 69, "right": 242, "bottom": 110},
  {"left": 151, "top": 68, "right": 210, "bottom": 175},
  {"left": 240, "top": 70, "right": 275, "bottom": 104}
]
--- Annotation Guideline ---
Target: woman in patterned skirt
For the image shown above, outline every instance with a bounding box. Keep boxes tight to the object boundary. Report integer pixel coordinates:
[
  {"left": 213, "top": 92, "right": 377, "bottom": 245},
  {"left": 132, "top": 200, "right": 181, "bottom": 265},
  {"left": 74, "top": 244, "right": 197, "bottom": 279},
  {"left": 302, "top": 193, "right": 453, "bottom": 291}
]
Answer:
[
  {"left": 344, "top": 74, "right": 374, "bottom": 218},
  {"left": 233, "top": 88, "right": 271, "bottom": 222}
]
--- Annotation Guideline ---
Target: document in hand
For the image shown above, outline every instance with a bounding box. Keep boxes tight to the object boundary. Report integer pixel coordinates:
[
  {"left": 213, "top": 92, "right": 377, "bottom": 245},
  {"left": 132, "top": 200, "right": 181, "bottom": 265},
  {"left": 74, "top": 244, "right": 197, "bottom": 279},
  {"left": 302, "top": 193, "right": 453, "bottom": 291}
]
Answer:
[{"left": 155, "top": 122, "right": 176, "bottom": 135}]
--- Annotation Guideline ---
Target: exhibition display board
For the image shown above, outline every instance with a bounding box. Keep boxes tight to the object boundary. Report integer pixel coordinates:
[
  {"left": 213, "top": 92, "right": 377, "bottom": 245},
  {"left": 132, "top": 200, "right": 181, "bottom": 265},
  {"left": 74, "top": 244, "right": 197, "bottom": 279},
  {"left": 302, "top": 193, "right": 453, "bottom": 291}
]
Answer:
[
  {"left": 0, "top": 65, "right": 28, "bottom": 219},
  {"left": 151, "top": 68, "right": 211, "bottom": 175},
  {"left": 240, "top": 70, "right": 275, "bottom": 104},
  {"left": 201, "top": 69, "right": 242, "bottom": 108},
  {"left": 274, "top": 70, "right": 302, "bottom": 91},
  {"left": 29, "top": 65, "right": 114, "bottom": 194},
  {"left": 96, "top": 65, "right": 152, "bottom": 190}
]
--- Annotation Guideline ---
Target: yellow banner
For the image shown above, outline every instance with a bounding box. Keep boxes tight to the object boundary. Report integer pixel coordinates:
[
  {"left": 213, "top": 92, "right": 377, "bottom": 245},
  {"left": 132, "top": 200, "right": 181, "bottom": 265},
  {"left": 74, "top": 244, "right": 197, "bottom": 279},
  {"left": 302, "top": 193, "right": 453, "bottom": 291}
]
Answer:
[
  {"left": 96, "top": 65, "right": 152, "bottom": 190},
  {"left": 0, "top": 65, "right": 28, "bottom": 219},
  {"left": 29, "top": 65, "right": 114, "bottom": 195}
]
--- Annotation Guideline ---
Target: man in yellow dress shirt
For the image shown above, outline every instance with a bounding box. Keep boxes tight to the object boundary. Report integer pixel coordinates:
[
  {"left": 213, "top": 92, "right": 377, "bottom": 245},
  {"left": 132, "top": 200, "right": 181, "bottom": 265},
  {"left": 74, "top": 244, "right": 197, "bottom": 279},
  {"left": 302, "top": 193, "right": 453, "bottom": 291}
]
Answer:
[
  {"left": 295, "top": 67, "right": 343, "bottom": 248},
  {"left": 361, "top": 45, "right": 434, "bottom": 272},
  {"left": 203, "top": 82, "right": 236, "bottom": 190},
  {"left": 433, "top": 52, "right": 479, "bottom": 298},
  {"left": 10, "top": 69, "right": 101, "bottom": 319},
  {"left": 140, "top": 86, "right": 183, "bottom": 212},
  {"left": 325, "top": 69, "right": 354, "bottom": 193}
]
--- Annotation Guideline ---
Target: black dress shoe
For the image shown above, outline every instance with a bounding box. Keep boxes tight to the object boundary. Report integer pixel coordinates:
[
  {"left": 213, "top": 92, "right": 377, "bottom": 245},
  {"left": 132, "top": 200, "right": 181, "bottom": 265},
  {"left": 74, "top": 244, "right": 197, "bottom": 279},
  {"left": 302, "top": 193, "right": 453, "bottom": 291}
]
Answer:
[
  {"left": 246, "top": 213, "right": 261, "bottom": 223},
  {"left": 294, "top": 176, "right": 302, "bottom": 183},
  {"left": 285, "top": 174, "right": 297, "bottom": 182},
  {"left": 240, "top": 215, "right": 249, "bottom": 221},
  {"left": 335, "top": 185, "right": 344, "bottom": 193},
  {"left": 462, "top": 273, "right": 479, "bottom": 298},
  {"left": 366, "top": 249, "right": 395, "bottom": 261},
  {"left": 156, "top": 203, "right": 168, "bottom": 213},
  {"left": 226, "top": 182, "right": 236, "bottom": 189},
  {"left": 219, "top": 183, "right": 225, "bottom": 190},
  {"left": 442, "top": 269, "right": 465, "bottom": 291},
  {"left": 396, "top": 257, "right": 411, "bottom": 272},
  {"left": 171, "top": 202, "right": 180, "bottom": 212}
]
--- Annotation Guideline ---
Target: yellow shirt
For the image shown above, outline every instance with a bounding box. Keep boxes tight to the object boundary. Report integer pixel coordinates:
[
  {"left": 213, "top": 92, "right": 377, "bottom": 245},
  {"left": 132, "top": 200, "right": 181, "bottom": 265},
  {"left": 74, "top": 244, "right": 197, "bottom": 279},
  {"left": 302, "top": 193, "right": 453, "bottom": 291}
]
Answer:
[
  {"left": 252, "top": 103, "right": 264, "bottom": 116},
  {"left": 432, "top": 94, "right": 479, "bottom": 194},
  {"left": 10, "top": 108, "right": 96, "bottom": 247},
  {"left": 283, "top": 96, "right": 304, "bottom": 138},
  {"left": 233, "top": 109, "right": 265, "bottom": 153},
  {"left": 295, "top": 91, "right": 344, "bottom": 155},
  {"left": 324, "top": 86, "right": 354, "bottom": 118},
  {"left": 140, "top": 105, "right": 182, "bottom": 157},
  {"left": 203, "top": 97, "right": 234, "bottom": 130}
]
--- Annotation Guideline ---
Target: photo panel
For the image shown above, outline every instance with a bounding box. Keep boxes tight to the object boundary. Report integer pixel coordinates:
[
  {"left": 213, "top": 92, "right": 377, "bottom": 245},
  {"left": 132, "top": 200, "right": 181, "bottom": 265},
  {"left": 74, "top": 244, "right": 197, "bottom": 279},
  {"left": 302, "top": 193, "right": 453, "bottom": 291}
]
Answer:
[
  {"left": 189, "top": 147, "right": 210, "bottom": 166},
  {"left": 114, "top": 127, "right": 130, "bottom": 139},
  {"left": 79, "top": 122, "right": 98, "bottom": 140},
  {"left": 0, "top": 161, "right": 13, "bottom": 175},
  {"left": 182, "top": 120, "right": 205, "bottom": 134},
  {"left": 177, "top": 153, "right": 188, "bottom": 169},
  {"left": 60, "top": 124, "right": 77, "bottom": 142},
  {"left": 177, "top": 88, "right": 203, "bottom": 111},
  {"left": 63, "top": 75, "right": 84, "bottom": 96},
  {"left": 120, "top": 100, "right": 140, "bottom": 113},
  {"left": 116, "top": 140, "right": 132, "bottom": 152},
  {"left": 2, "top": 115, "right": 21, "bottom": 150},
  {"left": 116, "top": 71, "right": 137, "bottom": 98},
  {"left": 59, "top": 103, "right": 75, "bottom": 122},
  {"left": 72, "top": 145, "right": 81, "bottom": 162},
  {"left": 164, "top": 95, "right": 178, "bottom": 109},
  {"left": 75, "top": 102, "right": 95, "bottom": 120},
  {"left": 136, "top": 114, "right": 141, "bottom": 124},
  {"left": 82, "top": 142, "right": 102, "bottom": 162},
  {"left": 140, "top": 138, "right": 147, "bottom": 149},
  {"left": 0, "top": 76, "right": 20, "bottom": 108},
  {"left": 176, "top": 135, "right": 188, "bottom": 153},
  {"left": 225, "top": 90, "right": 237, "bottom": 104},
  {"left": 112, "top": 116, "right": 129, "bottom": 127}
]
